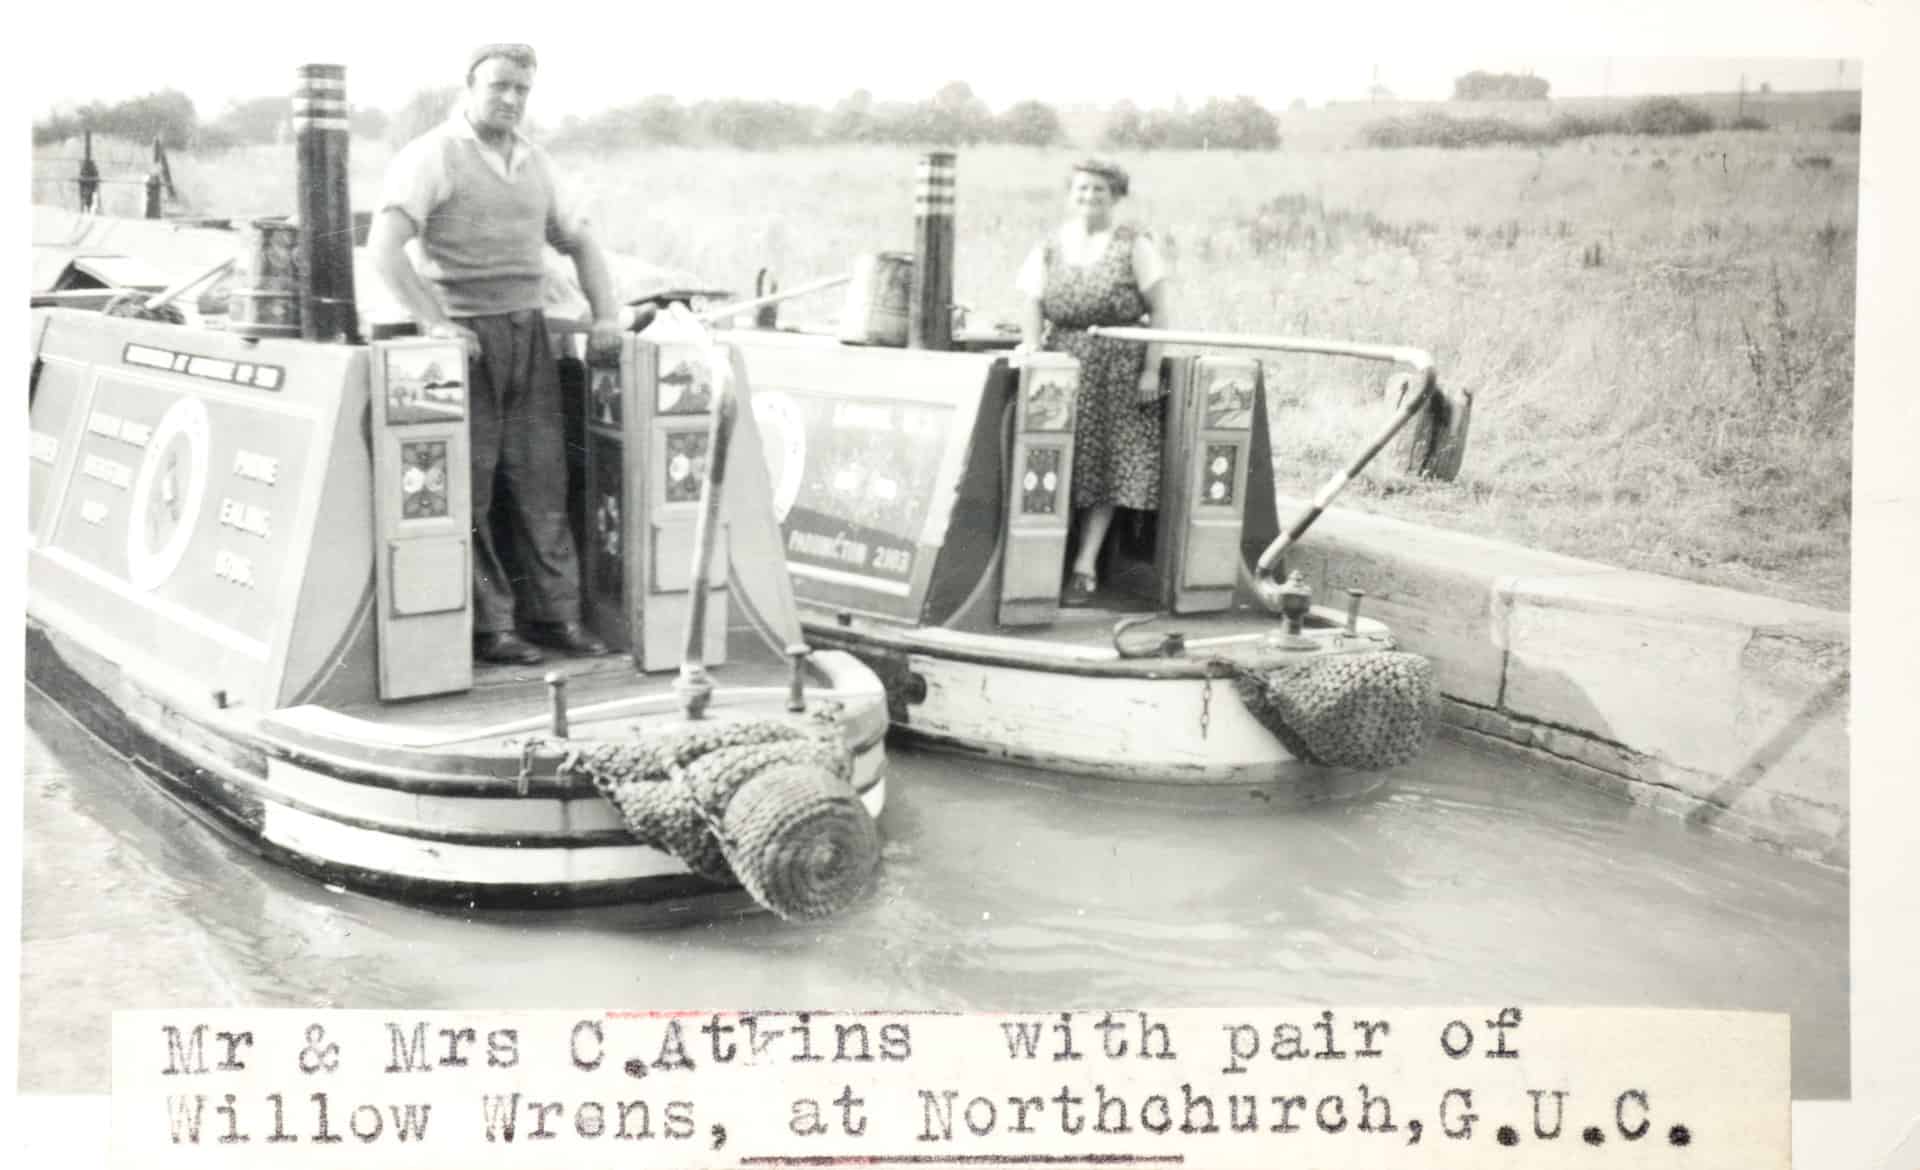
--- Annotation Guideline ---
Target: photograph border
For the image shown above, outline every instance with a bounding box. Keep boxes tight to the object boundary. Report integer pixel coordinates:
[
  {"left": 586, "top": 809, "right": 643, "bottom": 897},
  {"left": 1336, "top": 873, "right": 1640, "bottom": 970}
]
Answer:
[{"left": 7, "top": 2, "right": 1916, "bottom": 1166}]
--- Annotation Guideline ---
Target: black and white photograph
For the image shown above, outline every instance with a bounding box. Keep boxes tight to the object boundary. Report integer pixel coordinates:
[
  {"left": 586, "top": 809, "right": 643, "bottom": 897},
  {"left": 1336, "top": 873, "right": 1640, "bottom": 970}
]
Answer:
[{"left": 12, "top": 1, "right": 1919, "bottom": 1164}]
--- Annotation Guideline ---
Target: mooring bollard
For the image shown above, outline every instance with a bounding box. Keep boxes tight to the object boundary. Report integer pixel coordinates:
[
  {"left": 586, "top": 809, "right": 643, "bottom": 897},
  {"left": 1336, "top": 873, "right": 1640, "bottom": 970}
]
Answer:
[
  {"left": 1279, "top": 571, "right": 1312, "bottom": 638},
  {"left": 546, "top": 672, "right": 570, "bottom": 737},
  {"left": 143, "top": 173, "right": 162, "bottom": 219},
  {"left": 785, "top": 644, "right": 811, "bottom": 712},
  {"left": 909, "top": 151, "right": 955, "bottom": 351}
]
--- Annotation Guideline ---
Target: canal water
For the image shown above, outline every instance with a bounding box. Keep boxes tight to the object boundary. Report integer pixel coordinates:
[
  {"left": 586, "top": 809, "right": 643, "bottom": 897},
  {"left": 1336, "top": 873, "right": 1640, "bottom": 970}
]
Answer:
[{"left": 18, "top": 687, "right": 1847, "bottom": 1098}]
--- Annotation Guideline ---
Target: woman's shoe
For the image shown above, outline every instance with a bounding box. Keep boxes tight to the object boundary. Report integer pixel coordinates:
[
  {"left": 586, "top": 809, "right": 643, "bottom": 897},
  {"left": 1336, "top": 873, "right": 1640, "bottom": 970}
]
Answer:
[{"left": 1062, "top": 572, "right": 1097, "bottom": 607}]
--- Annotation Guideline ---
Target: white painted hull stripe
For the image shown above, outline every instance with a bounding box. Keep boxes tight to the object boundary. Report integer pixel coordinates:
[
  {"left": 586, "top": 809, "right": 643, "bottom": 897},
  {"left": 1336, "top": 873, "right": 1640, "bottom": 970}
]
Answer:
[
  {"left": 260, "top": 744, "right": 886, "bottom": 838},
  {"left": 258, "top": 778, "right": 887, "bottom": 886}
]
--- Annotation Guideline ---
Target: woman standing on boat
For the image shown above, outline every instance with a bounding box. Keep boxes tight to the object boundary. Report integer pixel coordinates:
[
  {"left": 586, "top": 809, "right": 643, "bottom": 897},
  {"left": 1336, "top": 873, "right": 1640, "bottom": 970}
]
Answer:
[{"left": 1016, "top": 159, "right": 1171, "bottom": 606}]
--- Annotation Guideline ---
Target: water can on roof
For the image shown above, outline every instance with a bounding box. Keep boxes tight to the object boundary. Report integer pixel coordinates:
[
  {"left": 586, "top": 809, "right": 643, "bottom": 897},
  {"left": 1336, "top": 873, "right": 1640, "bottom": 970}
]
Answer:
[
  {"left": 227, "top": 218, "right": 301, "bottom": 339},
  {"left": 837, "top": 251, "right": 913, "bottom": 347}
]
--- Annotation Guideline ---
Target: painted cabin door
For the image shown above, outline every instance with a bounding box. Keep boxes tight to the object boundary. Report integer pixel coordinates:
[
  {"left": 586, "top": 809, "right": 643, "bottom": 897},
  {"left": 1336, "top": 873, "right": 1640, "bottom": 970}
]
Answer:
[
  {"left": 1157, "top": 355, "right": 1259, "bottom": 615},
  {"left": 369, "top": 338, "right": 473, "bottom": 699},
  {"left": 999, "top": 354, "right": 1079, "bottom": 626}
]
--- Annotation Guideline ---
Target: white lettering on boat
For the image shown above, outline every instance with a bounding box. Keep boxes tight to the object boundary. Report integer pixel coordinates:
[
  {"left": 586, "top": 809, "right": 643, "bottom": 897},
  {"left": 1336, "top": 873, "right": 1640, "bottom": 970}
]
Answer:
[
  {"left": 120, "top": 343, "right": 285, "bottom": 392},
  {"left": 82, "top": 454, "right": 134, "bottom": 490},
  {"left": 213, "top": 549, "right": 257, "bottom": 588},
  {"left": 788, "top": 529, "right": 869, "bottom": 568},
  {"left": 86, "top": 411, "right": 151, "bottom": 447},
  {"left": 124, "top": 344, "right": 176, "bottom": 372},
  {"left": 232, "top": 450, "right": 280, "bottom": 486},
  {"left": 186, "top": 356, "right": 235, "bottom": 382},
  {"left": 218, "top": 498, "right": 273, "bottom": 540}
]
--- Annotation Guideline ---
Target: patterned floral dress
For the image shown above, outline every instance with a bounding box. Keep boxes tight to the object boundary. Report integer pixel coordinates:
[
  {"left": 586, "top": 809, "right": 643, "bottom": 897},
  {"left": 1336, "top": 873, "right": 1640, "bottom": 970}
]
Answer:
[{"left": 1039, "top": 225, "right": 1159, "bottom": 511}]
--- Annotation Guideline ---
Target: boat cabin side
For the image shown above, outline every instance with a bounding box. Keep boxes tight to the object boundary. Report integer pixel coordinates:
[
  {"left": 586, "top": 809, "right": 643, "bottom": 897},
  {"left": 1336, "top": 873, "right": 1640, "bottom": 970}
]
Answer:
[
  {"left": 716, "top": 328, "right": 1283, "bottom": 635},
  {"left": 26, "top": 297, "right": 1284, "bottom": 708},
  {"left": 24, "top": 307, "right": 776, "bottom": 713}
]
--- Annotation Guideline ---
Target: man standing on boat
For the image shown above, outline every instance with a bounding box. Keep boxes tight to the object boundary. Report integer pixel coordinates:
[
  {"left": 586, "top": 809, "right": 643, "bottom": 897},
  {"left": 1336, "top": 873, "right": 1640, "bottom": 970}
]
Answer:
[{"left": 369, "top": 43, "right": 616, "bottom": 665}]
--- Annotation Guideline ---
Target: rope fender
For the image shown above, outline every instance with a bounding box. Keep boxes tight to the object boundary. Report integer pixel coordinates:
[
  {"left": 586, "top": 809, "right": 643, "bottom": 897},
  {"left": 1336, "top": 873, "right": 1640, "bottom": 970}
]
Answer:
[
  {"left": 526, "top": 709, "right": 880, "bottom": 921},
  {"left": 1226, "top": 650, "right": 1439, "bottom": 771}
]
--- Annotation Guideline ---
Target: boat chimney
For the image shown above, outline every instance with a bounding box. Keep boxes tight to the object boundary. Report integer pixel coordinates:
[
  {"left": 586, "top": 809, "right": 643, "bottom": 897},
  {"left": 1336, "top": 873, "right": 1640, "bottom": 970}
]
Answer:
[
  {"left": 78, "top": 130, "right": 100, "bottom": 212},
  {"left": 292, "top": 63, "right": 360, "bottom": 343},
  {"left": 908, "top": 151, "right": 955, "bottom": 351}
]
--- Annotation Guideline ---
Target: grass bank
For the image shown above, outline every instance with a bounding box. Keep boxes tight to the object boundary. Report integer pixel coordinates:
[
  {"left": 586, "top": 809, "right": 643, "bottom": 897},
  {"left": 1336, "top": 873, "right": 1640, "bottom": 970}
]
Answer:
[{"left": 36, "top": 131, "right": 1857, "bottom": 609}]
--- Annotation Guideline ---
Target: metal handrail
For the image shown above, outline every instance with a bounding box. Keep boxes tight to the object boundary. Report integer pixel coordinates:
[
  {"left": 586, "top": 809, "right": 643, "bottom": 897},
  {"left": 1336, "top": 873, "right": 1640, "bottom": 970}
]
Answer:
[
  {"left": 1086, "top": 326, "right": 1440, "bottom": 597},
  {"left": 1087, "top": 327, "right": 1434, "bottom": 380}
]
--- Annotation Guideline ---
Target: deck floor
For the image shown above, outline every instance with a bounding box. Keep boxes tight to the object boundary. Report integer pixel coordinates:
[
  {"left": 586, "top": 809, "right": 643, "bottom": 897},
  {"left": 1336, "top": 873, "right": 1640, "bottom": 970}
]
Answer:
[
  {"left": 1010, "top": 596, "right": 1288, "bottom": 648},
  {"left": 332, "top": 624, "right": 800, "bottom": 731},
  {"left": 326, "top": 585, "right": 1311, "bottom": 733}
]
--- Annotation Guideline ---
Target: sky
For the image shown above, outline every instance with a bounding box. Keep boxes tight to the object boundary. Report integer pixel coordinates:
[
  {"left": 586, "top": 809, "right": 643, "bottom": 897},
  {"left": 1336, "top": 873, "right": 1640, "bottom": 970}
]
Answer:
[{"left": 18, "top": 0, "right": 1872, "bottom": 122}]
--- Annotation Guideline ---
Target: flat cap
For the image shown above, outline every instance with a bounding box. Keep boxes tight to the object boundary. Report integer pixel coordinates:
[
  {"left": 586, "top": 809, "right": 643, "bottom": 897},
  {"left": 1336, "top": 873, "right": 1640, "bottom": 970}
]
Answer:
[{"left": 468, "top": 43, "right": 538, "bottom": 75}]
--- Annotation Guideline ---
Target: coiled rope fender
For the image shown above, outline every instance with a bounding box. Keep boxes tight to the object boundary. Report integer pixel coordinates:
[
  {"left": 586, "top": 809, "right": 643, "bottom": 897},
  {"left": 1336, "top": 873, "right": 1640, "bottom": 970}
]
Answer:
[
  {"left": 1226, "top": 650, "right": 1439, "bottom": 771},
  {"left": 525, "top": 709, "right": 880, "bottom": 921}
]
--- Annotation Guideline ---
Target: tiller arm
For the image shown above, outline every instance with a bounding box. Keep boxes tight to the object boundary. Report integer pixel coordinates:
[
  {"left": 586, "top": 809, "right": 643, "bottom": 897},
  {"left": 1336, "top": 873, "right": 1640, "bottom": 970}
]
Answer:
[{"left": 1087, "top": 327, "right": 1438, "bottom": 610}]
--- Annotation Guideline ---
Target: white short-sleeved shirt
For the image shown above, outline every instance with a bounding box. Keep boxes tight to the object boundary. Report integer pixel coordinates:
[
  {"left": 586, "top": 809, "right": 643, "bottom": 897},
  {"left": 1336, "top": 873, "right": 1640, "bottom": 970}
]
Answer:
[
  {"left": 378, "top": 113, "right": 589, "bottom": 241},
  {"left": 1015, "top": 223, "right": 1167, "bottom": 300},
  {"left": 378, "top": 113, "right": 591, "bottom": 315}
]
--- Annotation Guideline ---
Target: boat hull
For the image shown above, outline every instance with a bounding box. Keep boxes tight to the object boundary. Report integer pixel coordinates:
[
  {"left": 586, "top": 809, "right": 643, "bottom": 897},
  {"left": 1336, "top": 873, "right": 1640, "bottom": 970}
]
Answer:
[
  {"left": 27, "top": 619, "right": 888, "bottom": 912},
  {"left": 804, "top": 614, "right": 1390, "bottom": 800}
]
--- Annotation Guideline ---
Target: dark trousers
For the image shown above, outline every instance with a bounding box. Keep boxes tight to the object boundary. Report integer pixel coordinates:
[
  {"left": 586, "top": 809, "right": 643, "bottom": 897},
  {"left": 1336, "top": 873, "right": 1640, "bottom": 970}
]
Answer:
[{"left": 463, "top": 310, "right": 581, "bottom": 634}]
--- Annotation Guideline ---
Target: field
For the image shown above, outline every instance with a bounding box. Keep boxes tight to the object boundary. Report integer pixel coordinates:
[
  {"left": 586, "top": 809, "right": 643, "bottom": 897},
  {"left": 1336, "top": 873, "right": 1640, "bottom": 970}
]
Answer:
[{"left": 34, "top": 115, "right": 1858, "bottom": 608}]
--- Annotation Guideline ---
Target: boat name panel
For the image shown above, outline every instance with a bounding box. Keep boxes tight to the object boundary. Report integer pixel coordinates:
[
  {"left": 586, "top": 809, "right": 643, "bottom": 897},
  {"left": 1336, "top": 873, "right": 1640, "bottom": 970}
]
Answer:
[
  {"left": 123, "top": 342, "right": 285, "bottom": 391},
  {"left": 757, "top": 389, "right": 953, "bottom": 600},
  {"left": 46, "top": 375, "right": 315, "bottom": 653}
]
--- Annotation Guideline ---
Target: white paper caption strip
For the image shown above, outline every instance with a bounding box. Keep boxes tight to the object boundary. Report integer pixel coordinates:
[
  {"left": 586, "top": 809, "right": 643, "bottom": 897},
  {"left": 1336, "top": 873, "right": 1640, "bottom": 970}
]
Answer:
[{"left": 113, "top": 1006, "right": 1787, "bottom": 1169}]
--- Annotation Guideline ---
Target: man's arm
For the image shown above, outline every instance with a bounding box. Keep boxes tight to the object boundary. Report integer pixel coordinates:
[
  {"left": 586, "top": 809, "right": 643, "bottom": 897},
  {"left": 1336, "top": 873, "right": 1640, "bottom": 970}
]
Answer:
[
  {"left": 556, "top": 224, "right": 624, "bottom": 360},
  {"left": 366, "top": 208, "right": 478, "bottom": 352}
]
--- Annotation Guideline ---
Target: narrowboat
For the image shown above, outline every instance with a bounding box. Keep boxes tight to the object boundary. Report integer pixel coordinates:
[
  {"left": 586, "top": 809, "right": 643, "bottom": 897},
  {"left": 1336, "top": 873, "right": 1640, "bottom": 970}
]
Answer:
[
  {"left": 696, "top": 153, "right": 1455, "bottom": 790},
  {"left": 26, "top": 68, "right": 890, "bottom": 921},
  {"left": 713, "top": 322, "right": 1450, "bottom": 791}
]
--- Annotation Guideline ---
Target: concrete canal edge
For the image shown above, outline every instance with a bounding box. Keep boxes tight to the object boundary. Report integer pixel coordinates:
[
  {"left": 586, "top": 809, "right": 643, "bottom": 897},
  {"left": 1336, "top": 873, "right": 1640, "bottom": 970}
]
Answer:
[{"left": 1278, "top": 497, "right": 1850, "bottom": 870}]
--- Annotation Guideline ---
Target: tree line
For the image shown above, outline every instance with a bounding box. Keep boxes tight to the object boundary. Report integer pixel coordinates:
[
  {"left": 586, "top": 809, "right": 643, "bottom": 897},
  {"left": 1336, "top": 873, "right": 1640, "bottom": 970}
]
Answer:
[
  {"left": 32, "top": 89, "right": 389, "bottom": 149},
  {"left": 540, "top": 83, "right": 1285, "bottom": 151},
  {"left": 34, "top": 83, "right": 1289, "bottom": 153}
]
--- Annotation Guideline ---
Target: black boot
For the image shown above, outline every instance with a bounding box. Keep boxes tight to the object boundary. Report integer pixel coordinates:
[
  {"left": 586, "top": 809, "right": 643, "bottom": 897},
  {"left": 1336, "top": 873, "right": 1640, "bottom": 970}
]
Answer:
[
  {"left": 525, "top": 620, "right": 608, "bottom": 657},
  {"left": 475, "top": 631, "right": 544, "bottom": 665}
]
